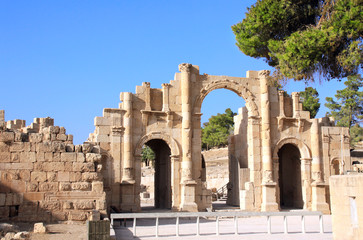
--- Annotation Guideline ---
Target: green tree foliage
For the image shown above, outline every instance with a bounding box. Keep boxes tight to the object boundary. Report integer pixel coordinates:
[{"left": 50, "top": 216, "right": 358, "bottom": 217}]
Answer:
[
  {"left": 325, "top": 74, "right": 363, "bottom": 146},
  {"left": 201, "top": 108, "right": 236, "bottom": 149},
  {"left": 142, "top": 146, "right": 155, "bottom": 167},
  {"left": 300, "top": 87, "right": 320, "bottom": 118},
  {"left": 232, "top": 0, "right": 363, "bottom": 81}
]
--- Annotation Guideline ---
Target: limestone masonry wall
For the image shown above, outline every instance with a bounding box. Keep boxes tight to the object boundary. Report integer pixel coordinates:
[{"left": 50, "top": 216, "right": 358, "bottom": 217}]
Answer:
[{"left": 0, "top": 116, "right": 106, "bottom": 222}]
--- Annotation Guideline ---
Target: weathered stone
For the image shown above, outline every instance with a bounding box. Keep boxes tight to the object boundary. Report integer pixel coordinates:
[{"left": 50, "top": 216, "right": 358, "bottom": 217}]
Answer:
[
  {"left": 26, "top": 182, "right": 38, "bottom": 192},
  {"left": 31, "top": 172, "right": 47, "bottom": 182},
  {"left": 33, "top": 222, "right": 47, "bottom": 233},
  {"left": 82, "top": 172, "right": 102, "bottom": 182},
  {"left": 59, "top": 182, "right": 71, "bottom": 191},
  {"left": 46, "top": 172, "right": 57, "bottom": 182},
  {"left": 69, "top": 172, "right": 82, "bottom": 182},
  {"left": 56, "top": 134, "right": 67, "bottom": 141},
  {"left": 0, "top": 132, "right": 14, "bottom": 143},
  {"left": 86, "top": 153, "right": 102, "bottom": 162},
  {"left": 71, "top": 182, "right": 91, "bottom": 191},
  {"left": 19, "top": 152, "right": 36, "bottom": 163},
  {"left": 82, "top": 143, "right": 93, "bottom": 153},
  {"left": 0, "top": 152, "right": 10, "bottom": 162},
  {"left": 76, "top": 153, "right": 85, "bottom": 162},
  {"left": 92, "top": 182, "right": 104, "bottom": 193},
  {"left": 74, "top": 200, "right": 95, "bottom": 210},
  {"left": 74, "top": 145, "right": 82, "bottom": 152},
  {"left": 69, "top": 212, "right": 87, "bottom": 221},
  {"left": 38, "top": 182, "right": 58, "bottom": 192},
  {"left": 63, "top": 201, "right": 73, "bottom": 210},
  {"left": 29, "top": 133, "right": 43, "bottom": 143},
  {"left": 57, "top": 172, "right": 70, "bottom": 182},
  {"left": 51, "top": 142, "right": 65, "bottom": 152},
  {"left": 39, "top": 201, "right": 60, "bottom": 211},
  {"left": 61, "top": 152, "right": 76, "bottom": 162},
  {"left": 0, "top": 193, "right": 5, "bottom": 206},
  {"left": 72, "top": 162, "right": 95, "bottom": 172},
  {"left": 65, "top": 144, "right": 74, "bottom": 152}
]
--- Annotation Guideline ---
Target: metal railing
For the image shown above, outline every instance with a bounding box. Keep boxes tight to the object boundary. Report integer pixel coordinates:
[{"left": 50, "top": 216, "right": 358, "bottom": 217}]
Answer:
[
  {"left": 111, "top": 211, "right": 325, "bottom": 238},
  {"left": 216, "top": 183, "right": 228, "bottom": 199}
]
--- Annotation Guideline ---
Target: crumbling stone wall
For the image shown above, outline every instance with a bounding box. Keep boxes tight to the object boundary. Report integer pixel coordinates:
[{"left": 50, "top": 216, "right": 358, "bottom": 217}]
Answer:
[{"left": 0, "top": 115, "right": 106, "bottom": 222}]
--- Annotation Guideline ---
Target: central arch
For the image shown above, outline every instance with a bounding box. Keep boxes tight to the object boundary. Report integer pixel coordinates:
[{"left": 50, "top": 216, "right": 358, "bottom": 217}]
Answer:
[{"left": 193, "top": 79, "right": 259, "bottom": 117}]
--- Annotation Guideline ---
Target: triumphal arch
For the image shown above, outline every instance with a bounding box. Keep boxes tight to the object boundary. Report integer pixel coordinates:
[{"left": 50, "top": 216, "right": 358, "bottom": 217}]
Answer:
[{"left": 88, "top": 63, "right": 351, "bottom": 213}]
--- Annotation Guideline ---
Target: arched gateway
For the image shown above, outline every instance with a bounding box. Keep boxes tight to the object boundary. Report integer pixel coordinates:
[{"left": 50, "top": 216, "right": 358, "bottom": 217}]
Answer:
[{"left": 88, "top": 64, "right": 351, "bottom": 213}]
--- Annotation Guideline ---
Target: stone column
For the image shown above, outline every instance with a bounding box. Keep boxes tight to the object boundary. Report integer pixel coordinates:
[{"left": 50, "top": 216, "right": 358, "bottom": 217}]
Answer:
[
  {"left": 259, "top": 70, "right": 278, "bottom": 211},
  {"left": 179, "top": 63, "right": 193, "bottom": 183},
  {"left": 310, "top": 119, "right": 330, "bottom": 213},
  {"left": 121, "top": 92, "right": 135, "bottom": 184},
  {"left": 300, "top": 158, "right": 312, "bottom": 209},
  {"left": 144, "top": 82, "right": 151, "bottom": 111},
  {"left": 179, "top": 63, "right": 197, "bottom": 212},
  {"left": 162, "top": 83, "right": 171, "bottom": 112},
  {"left": 278, "top": 91, "right": 285, "bottom": 117},
  {"left": 292, "top": 92, "right": 300, "bottom": 118}
]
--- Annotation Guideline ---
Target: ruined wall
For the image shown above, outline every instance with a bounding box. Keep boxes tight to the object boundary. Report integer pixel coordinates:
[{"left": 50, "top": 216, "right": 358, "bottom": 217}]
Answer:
[
  {"left": 0, "top": 115, "right": 106, "bottom": 222},
  {"left": 201, "top": 148, "right": 229, "bottom": 190}
]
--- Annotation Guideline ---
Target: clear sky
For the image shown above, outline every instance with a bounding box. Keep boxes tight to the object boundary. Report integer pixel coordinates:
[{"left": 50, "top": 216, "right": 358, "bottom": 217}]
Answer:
[{"left": 0, "top": 1, "right": 345, "bottom": 144}]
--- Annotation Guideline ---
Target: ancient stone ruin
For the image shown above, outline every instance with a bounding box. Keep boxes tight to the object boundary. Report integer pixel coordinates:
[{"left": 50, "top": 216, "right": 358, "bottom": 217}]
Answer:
[{"left": 0, "top": 64, "right": 351, "bottom": 222}]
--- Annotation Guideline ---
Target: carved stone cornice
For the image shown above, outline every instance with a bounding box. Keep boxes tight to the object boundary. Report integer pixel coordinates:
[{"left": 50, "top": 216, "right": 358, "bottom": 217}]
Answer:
[{"left": 111, "top": 126, "right": 125, "bottom": 136}]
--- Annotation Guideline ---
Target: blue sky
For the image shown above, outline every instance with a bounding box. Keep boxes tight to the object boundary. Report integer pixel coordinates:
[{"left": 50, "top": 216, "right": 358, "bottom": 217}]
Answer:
[{"left": 0, "top": 1, "right": 344, "bottom": 144}]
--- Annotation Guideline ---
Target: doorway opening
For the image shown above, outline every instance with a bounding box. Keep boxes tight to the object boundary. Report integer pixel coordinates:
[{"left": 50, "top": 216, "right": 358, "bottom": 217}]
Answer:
[
  {"left": 278, "top": 144, "right": 303, "bottom": 209},
  {"left": 140, "top": 139, "right": 171, "bottom": 210}
]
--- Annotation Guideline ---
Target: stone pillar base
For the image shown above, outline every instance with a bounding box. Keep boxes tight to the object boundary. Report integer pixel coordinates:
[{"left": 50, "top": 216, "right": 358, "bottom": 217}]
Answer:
[
  {"left": 261, "top": 182, "right": 279, "bottom": 211},
  {"left": 120, "top": 182, "right": 139, "bottom": 212},
  {"left": 180, "top": 182, "right": 198, "bottom": 212},
  {"left": 311, "top": 182, "right": 330, "bottom": 214}
]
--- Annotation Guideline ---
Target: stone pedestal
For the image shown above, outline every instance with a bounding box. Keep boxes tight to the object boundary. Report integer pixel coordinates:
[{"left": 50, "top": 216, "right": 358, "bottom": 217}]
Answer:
[
  {"left": 261, "top": 182, "right": 279, "bottom": 211},
  {"left": 311, "top": 182, "right": 330, "bottom": 214},
  {"left": 180, "top": 182, "right": 198, "bottom": 212},
  {"left": 120, "top": 182, "right": 139, "bottom": 212}
]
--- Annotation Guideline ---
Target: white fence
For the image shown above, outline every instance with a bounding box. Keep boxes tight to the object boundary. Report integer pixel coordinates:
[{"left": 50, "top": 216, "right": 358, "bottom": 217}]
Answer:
[{"left": 111, "top": 211, "right": 325, "bottom": 238}]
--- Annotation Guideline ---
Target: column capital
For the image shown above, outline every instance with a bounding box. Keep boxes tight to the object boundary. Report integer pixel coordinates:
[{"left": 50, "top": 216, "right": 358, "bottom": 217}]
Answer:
[
  {"left": 162, "top": 83, "right": 171, "bottom": 88},
  {"left": 178, "top": 63, "right": 192, "bottom": 73},
  {"left": 258, "top": 70, "right": 270, "bottom": 78}
]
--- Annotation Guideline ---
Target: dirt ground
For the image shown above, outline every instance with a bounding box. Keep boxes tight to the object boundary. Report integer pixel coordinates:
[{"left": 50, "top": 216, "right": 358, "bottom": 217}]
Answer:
[{"left": 1, "top": 222, "right": 87, "bottom": 240}]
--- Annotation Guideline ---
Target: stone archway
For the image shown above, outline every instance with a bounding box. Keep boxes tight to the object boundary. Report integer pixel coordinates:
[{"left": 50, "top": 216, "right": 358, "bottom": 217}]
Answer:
[
  {"left": 278, "top": 144, "right": 303, "bottom": 209},
  {"left": 273, "top": 137, "right": 312, "bottom": 209},
  {"left": 134, "top": 132, "right": 180, "bottom": 210}
]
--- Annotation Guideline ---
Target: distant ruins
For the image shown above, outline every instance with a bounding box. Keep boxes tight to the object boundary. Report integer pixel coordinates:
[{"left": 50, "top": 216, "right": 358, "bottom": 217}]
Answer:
[{"left": 0, "top": 64, "right": 351, "bottom": 222}]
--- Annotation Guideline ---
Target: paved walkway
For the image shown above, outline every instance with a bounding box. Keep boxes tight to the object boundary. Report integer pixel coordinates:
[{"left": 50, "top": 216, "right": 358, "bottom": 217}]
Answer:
[{"left": 113, "top": 214, "right": 332, "bottom": 240}]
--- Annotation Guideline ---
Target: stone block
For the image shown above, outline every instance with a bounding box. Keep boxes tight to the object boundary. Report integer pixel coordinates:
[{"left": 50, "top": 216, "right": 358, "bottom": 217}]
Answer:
[
  {"left": 23, "top": 192, "right": 45, "bottom": 202},
  {"left": 0, "top": 206, "right": 9, "bottom": 219},
  {"left": 0, "top": 152, "right": 10, "bottom": 162},
  {"left": 71, "top": 182, "right": 91, "bottom": 191},
  {"left": 72, "top": 162, "right": 95, "bottom": 172},
  {"left": 0, "top": 142, "right": 9, "bottom": 152},
  {"left": 63, "top": 201, "right": 73, "bottom": 209},
  {"left": 15, "top": 132, "right": 28, "bottom": 142},
  {"left": 94, "top": 117, "right": 111, "bottom": 126},
  {"left": 61, "top": 152, "right": 76, "bottom": 162},
  {"left": 26, "top": 182, "right": 39, "bottom": 192},
  {"left": 0, "top": 132, "right": 14, "bottom": 142},
  {"left": 19, "top": 152, "right": 36, "bottom": 162},
  {"left": 51, "top": 142, "right": 66, "bottom": 152},
  {"left": 57, "top": 172, "right": 70, "bottom": 182},
  {"left": 0, "top": 193, "right": 5, "bottom": 206},
  {"left": 52, "top": 211, "right": 67, "bottom": 221},
  {"left": 39, "top": 201, "right": 61, "bottom": 211},
  {"left": 44, "top": 152, "right": 52, "bottom": 161},
  {"left": 59, "top": 127, "right": 66, "bottom": 134},
  {"left": 36, "top": 142, "right": 52, "bottom": 153},
  {"left": 29, "top": 133, "right": 43, "bottom": 143},
  {"left": 67, "top": 134, "right": 73, "bottom": 142},
  {"left": 31, "top": 172, "right": 47, "bottom": 182},
  {"left": 33, "top": 222, "right": 47, "bottom": 233},
  {"left": 74, "top": 200, "right": 95, "bottom": 210},
  {"left": 64, "top": 162, "right": 72, "bottom": 172},
  {"left": 70, "top": 172, "right": 82, "bottom": 182},
  {"left": 86, "top": 153, "right": 102, "bottom": 162},
  {"left": 82, "top": 172, "right": 102, "bottom": 182},
  {"left": 47, "top": 172, "right": 57, "bottom": 182},
  {"left": 19, "top": 170, "right": 31, "bottom": 181},
  {"left": 56, "top": 134, "right": 67, "bottom": 141},
  {"left": 59, "top": 182, "right": 71, "bottom": 191},
  {"left": 82, "top": 143, "right": 93, "bottom": 153},
  {"left": 36, "top": 152, "right": 45, "bottom": 162},
  {"left": 53, "top": 152, "right": 61, "bottom": 161},
  {"left": 38, "top": 182, "right": 58, "bottom": 192},
  {"left": 76, "top": 153, "right": 85, "bottom": 162},
  {"left": 69, "top": 211, "right": 87, "bottom": 221},
  {"left": 33, "top": 162, "right": 44, "bottom": 171},
  {"left": 92, "top": 182, "right": 104, "bottom": 193}
]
